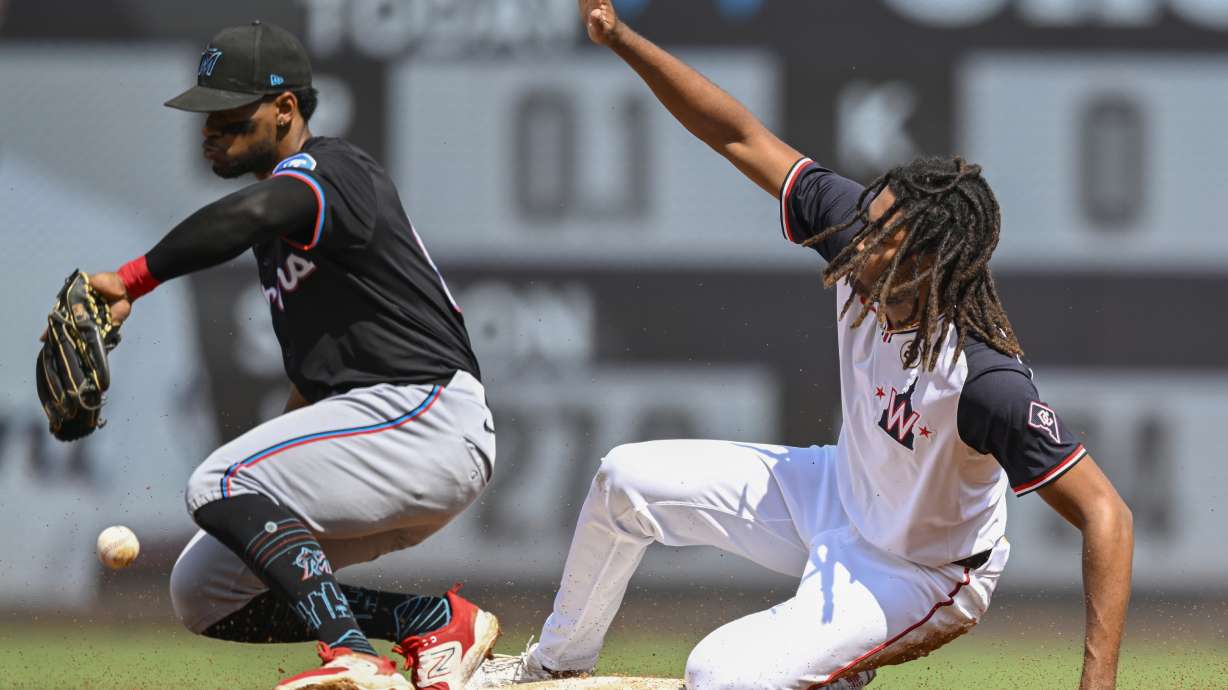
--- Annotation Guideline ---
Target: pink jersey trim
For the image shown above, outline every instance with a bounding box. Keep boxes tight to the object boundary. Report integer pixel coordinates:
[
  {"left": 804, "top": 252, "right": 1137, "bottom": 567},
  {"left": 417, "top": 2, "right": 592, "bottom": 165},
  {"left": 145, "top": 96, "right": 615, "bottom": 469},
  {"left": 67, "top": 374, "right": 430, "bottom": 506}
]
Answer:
[{"left": 273, "top": 170, "right": 327, "bottom": 250}]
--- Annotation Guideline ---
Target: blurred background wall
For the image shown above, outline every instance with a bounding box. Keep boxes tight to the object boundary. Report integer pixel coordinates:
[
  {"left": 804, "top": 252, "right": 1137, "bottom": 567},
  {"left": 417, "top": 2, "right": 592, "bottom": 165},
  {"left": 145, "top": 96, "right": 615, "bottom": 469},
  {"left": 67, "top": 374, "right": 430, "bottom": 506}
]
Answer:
[{"left": 1, "top": 0, "right": 1225, "bottom": 614}]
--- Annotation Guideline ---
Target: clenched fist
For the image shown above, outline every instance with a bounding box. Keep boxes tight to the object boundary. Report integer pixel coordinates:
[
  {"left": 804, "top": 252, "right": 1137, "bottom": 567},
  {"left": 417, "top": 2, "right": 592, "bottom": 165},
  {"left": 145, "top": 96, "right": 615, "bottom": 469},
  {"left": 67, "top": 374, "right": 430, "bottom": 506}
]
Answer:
[{"left": 579, "top": 0, "right": 621, "bottom": 46}]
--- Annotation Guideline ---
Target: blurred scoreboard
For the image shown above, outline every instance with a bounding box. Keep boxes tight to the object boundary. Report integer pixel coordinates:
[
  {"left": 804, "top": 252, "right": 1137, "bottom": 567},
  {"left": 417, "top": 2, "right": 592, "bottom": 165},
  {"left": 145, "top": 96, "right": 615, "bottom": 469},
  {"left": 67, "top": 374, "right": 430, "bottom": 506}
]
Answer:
[
  {"left": 963, "top": 54, "right": 1228, "bottom": 269},
  {"left": 391, "top": 53, "right": 793, "bottom": 266}
]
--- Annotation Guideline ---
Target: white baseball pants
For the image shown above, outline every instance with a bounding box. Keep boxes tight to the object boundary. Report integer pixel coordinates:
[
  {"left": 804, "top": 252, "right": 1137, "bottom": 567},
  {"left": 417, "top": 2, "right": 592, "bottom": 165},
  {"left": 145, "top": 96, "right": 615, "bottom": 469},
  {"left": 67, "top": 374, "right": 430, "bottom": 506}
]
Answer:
[{"left": 533, "top": 440, "right": 1009, "bottom": 690}]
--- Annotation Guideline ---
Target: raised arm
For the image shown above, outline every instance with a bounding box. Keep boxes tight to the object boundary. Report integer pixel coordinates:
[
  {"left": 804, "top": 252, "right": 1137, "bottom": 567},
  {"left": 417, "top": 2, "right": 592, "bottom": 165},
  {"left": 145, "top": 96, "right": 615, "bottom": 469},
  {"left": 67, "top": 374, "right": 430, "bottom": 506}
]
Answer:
[
  {"left": 581, "top": 0, "right": 800, "bottom": 196},
  {"left": 1038, "top": 457, "right": 1133, "bottom": 690}
]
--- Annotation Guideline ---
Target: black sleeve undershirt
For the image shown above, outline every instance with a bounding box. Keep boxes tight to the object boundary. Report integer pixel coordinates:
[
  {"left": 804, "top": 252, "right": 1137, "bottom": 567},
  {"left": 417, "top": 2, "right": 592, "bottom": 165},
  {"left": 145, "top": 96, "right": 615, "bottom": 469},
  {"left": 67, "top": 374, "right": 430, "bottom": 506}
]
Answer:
[{"left": 144, "top": 175, "right": 319, "bottom": 282}]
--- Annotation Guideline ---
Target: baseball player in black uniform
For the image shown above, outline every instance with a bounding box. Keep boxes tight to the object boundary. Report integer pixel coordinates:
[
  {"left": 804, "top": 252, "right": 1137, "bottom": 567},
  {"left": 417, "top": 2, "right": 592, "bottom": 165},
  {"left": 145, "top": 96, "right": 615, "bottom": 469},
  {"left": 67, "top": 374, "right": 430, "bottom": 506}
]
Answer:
[{"left": 87, "top": 22, "right": 498, "bottom": 690}]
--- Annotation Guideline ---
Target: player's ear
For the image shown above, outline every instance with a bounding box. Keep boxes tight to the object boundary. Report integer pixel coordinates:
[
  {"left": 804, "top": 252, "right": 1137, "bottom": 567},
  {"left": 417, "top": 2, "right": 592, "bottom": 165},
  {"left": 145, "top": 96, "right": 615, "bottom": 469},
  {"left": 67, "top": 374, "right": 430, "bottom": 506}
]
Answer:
[{"left": 273, "top": 92, "right": 297, "bottom": 128}]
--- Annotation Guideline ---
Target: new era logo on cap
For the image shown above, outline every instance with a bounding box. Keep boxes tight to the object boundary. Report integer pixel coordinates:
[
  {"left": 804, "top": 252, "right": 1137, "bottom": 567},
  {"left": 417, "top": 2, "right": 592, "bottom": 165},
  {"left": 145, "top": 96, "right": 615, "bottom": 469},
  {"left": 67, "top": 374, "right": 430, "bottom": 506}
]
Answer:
[{"left": 270, "top": 74, "right": 284, "bottom": 86}]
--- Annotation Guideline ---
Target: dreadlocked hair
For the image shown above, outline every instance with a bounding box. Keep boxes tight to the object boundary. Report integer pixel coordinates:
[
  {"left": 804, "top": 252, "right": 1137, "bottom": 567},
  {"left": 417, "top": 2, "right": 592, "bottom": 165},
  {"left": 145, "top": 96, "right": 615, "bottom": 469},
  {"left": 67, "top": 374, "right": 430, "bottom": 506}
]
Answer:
[{"left": 803, "top": 155, "right": 1022, "bottom": 371}]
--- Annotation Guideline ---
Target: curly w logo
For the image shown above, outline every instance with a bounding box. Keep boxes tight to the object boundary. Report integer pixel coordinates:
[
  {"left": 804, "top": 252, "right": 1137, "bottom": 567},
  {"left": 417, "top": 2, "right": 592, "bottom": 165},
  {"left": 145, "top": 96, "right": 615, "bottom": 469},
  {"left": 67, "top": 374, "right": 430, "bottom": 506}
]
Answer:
[{"left": 877, "top": 379, "right": 922, "bottom": 450}]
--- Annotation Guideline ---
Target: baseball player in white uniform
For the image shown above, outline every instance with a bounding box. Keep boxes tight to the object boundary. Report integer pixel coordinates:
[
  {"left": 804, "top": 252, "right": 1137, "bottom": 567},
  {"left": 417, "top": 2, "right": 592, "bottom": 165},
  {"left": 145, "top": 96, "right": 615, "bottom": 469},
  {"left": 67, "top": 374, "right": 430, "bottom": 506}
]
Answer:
[{"left": 473, "top": 3, "right": 1135, "bottom": 689}]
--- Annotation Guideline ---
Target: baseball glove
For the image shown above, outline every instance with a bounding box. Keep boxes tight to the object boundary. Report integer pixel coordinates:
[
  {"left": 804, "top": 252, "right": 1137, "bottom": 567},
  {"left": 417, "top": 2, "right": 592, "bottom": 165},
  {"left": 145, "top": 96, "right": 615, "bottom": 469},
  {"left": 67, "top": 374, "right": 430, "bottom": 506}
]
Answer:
[{"left": 36, "top": 270, "right": 123, "bottom": 441}]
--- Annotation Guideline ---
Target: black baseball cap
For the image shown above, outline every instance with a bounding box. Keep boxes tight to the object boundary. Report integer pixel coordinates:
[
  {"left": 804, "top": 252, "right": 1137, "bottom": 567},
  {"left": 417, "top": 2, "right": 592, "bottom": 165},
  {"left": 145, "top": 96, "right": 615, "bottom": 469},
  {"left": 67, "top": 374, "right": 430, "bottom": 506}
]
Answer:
[{"left": 165, "top": 20, "right": 312, "bottom": 113}]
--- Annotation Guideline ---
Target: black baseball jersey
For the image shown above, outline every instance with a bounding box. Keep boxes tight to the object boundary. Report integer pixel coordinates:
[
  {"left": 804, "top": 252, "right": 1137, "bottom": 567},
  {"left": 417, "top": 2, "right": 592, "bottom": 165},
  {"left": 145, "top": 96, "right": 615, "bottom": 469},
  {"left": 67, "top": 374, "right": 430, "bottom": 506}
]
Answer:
[
  {"left": 778, "top": 156, "right": 1087, "bottom": 564},
  {"left": 255, "top": 137, "right": 479, "bottom": 401}
]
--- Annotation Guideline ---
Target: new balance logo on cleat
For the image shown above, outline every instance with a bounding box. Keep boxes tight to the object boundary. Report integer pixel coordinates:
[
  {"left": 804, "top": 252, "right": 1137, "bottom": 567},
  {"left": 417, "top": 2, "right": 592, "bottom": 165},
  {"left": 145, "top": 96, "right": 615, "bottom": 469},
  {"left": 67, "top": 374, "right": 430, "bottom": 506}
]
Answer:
[
  {"left": 394, "top": 584, "right": 500, "bottom": 690},
  {"left": 421, "top": 640, "right": 461, "bottom": 681}
]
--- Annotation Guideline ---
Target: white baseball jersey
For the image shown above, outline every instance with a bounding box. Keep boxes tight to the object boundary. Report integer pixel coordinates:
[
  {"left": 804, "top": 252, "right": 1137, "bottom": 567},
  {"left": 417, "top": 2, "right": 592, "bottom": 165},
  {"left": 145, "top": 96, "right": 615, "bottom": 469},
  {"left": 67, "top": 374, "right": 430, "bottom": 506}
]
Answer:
[
  {"left": 780, "top": 157, "right": 1088, "bottom": 567},
  {"left": 519, "top": 156, "right": 1073, "bottom": 687}
]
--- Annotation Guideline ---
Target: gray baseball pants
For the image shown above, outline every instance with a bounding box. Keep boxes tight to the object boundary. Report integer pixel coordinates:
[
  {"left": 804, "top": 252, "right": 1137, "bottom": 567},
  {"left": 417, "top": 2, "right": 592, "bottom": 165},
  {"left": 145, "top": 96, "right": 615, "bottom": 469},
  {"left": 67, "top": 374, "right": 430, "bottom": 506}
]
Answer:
[{"left": 170, "top": 370, "right": 494, "bottom": 633}]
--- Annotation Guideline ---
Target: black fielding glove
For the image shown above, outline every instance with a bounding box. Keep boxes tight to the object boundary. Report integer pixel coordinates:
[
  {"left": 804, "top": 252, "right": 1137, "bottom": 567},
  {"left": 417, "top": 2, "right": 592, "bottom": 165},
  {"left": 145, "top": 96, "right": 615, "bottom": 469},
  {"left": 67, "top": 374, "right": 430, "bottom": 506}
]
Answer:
[{"left": 36, "top": 270, "right": 122, "bottom": 441}]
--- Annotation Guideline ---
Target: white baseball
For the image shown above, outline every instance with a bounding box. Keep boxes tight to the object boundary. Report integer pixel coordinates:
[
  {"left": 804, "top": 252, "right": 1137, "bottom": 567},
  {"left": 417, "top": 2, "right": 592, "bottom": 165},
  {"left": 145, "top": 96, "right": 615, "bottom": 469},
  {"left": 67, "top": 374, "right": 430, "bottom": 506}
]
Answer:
[{"left": 96, "top": 525, "right": 140, "bottom": 570}]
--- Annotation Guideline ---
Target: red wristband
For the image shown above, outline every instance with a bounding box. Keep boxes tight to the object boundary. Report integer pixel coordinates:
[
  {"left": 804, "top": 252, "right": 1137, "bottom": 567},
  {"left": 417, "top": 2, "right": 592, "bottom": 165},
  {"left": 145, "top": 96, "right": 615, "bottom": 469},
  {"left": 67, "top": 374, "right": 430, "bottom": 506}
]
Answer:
[{"left": 117, "top": 256, "right": 159, "bottom": 301}]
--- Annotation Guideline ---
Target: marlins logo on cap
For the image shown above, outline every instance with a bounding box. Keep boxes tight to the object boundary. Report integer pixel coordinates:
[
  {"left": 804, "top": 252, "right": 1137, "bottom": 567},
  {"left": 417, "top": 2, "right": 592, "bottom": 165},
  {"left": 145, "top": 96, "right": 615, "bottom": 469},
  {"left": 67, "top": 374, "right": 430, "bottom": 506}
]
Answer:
[{"left": 198, "top": 48, "right": 223, "bottom": 77}]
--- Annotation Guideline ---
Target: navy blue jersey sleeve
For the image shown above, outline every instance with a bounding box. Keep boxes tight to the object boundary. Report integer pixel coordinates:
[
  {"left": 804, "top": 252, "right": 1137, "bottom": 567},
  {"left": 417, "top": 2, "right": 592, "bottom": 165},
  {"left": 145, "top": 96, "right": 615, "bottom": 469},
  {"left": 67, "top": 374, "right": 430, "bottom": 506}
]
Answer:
[
  {"left": 778, "top": 157, "right": 866, "bottom": 262},
  {"left": 957, "top": 367, "right": 1088, "bottom": 497},
  {"left": 271, "top": 149, "right": 376, "bottom": 250}
]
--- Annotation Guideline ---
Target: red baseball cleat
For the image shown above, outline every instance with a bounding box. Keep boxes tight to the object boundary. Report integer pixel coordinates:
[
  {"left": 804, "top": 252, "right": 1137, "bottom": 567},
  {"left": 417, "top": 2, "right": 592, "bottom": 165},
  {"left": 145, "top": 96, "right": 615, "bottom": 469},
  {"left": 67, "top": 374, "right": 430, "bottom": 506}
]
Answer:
[
  {"left": 274, "top": 642, "right": 411, "bottom": 690},
  {"left": 393, "top": 583, "right": 501, "bottom": 690}
]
